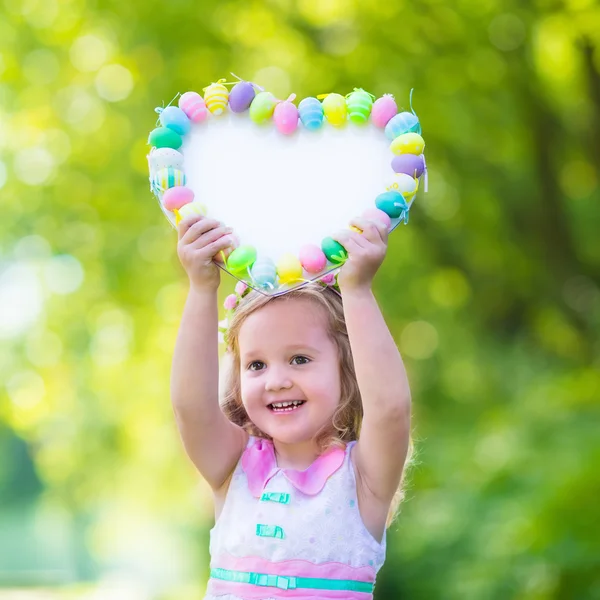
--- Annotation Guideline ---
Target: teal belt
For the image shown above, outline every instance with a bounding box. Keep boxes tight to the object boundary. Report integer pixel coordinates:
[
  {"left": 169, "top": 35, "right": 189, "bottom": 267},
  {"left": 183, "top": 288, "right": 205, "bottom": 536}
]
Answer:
[{"left": 210, "top": 567, "right": 373, "bottom": 593}]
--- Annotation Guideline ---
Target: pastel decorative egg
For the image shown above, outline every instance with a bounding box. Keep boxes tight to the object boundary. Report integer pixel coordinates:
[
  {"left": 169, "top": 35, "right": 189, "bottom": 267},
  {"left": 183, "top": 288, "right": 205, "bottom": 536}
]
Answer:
[
  {"left": 159, "top": 106, "right": 191, "bottom": 136},
  {"left": 375, "top": 191, "right": 408, "bottom": 218},
  {"left": 229, "top": 81, "right": 256, "bottom": 113},
  {"left": 391, "top": 154, "right": 425, "bottom": 178},
  {"left": 346, "top": 88, "right": 373, "bottom": 124},
  {"left": 179, "top": 91, "right": 208, "bottom": 123},
  {"left": 251, "top": 257, "right": 277, "bottom": 288},
  {"left": 322, "top": 93, "right": 347, "bottom": 126},
  {"left": 385, "top": 112, "right": 421, "bottom": 140},
  {"left": 175, "top": 200, "right": 207, "bottom": 224},
  {"left": 249, "top": 92, "right": 277, "bottom": 124},
  {"left": 148, "top": 147, "right": 184, "bottom": 172},
  {"left": 162, "top": 186, "right": 194, "bottom": 211},
  {"left": 390, "top": 132, "right": 425, "bottom": 156},
  {"left": 228, "top": 245, "right": 257, "bottom": 274},
  {"left": 148, "top": 127, "right": 182, "bottom": 150},
  {"left": 274, "top": 101, "right": 299, "bottom": 135},
  {"left": 363, "top": 207, "right": 392, "bottom": 229},
  {"left": 277, "top": 253, "right": 303, "bottom": 284},
  {"left": 204, "top": 82, "right": 229, "bottom": 115},
  {"left": 298, "top": 97, "right": 324, "bottom": 131},
  {"left": 154, "top": 167, "right": 186, "bottom": 191},
  {"left": 371, "top": 94, "right": 397, "bottom": 128},
  {"left": 321, "top": 237, "right": 348, "bottom": 265},
  {"left": 385, "top": 173, "right": 418, "bottom": 203},
  {"left": 299, "top": 244, "right": 327, "bottom": 274}
]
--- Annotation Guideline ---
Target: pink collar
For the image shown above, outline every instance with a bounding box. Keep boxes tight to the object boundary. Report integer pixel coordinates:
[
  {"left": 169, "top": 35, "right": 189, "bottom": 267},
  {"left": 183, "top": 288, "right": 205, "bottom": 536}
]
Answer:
[{"left": 241, "top": 437, "right": 346, "bottom": 497}]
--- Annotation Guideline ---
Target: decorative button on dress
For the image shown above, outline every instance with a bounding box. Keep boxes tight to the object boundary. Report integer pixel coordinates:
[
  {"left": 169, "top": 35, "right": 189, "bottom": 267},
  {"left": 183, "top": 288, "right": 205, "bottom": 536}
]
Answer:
[{"left": 205, "top": 436, "right": 386, "bottom": 600}]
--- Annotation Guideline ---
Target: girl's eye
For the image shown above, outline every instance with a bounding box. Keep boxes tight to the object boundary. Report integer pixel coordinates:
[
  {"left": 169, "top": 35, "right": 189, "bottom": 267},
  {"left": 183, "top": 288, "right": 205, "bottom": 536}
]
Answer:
[
  {"left": 291, "top": 356, "right": 310, "bottom": 365},
  {"left": 248, "top": 361, "right": 266, "bottom": 371}
]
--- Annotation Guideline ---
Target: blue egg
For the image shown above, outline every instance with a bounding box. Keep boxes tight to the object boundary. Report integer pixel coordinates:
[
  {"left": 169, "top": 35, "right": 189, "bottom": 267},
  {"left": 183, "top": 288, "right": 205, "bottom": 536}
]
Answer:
[
  {"left": 384, "top": 112, "right": 421, "bottom": 141},
  {"left": 375, "top": 190, "right": 408, "bottom": 218},
  {"left": 299, "top": 97, "right": 324, "bottom": 131},
  {"left": 251, "top": 258, "right": 277, "bottom": 288},
  {"left": 160, "top": 106, "right": 191, "bottom": 136}
]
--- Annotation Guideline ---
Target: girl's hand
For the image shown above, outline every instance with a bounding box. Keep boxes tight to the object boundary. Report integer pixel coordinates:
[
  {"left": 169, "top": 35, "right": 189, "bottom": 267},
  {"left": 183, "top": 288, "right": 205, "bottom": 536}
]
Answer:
[
  {"left": 331, "top": 217, "right": 389, "bottom": 292},
  {"left": 177, "top": 215, "right": 235, "bottom": 292}
]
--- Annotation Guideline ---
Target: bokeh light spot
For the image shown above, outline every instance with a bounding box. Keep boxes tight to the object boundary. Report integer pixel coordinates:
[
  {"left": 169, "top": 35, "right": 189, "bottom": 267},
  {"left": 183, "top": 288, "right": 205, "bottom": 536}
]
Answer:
[
  {"left": 95, "top": 64, "right": 134, "bottom": 102},
  {"left": 401, "top": 321, "right": 439, "bottom": 360},
  {"left": 14, "top": 147, "right": 55, "bottom": 186},
  {"left": 43, "top": 254, "right": 85, "bottom": 294}
]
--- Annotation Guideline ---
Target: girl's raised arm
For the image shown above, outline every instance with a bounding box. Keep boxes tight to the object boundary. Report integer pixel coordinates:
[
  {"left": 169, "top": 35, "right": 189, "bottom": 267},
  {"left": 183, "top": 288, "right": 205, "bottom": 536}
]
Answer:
[
  {"left": 334, "top": 220, "right": 412, "bottom": 508},
  {"left": 171, "top": 216, "right": 248, "bottom": 490}
]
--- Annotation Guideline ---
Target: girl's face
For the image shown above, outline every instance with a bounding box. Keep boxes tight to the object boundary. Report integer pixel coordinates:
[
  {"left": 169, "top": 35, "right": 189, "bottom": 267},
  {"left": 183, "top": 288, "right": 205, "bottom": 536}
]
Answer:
[{"left": 238, "top": 298, "right": 342, "bottom": 445}]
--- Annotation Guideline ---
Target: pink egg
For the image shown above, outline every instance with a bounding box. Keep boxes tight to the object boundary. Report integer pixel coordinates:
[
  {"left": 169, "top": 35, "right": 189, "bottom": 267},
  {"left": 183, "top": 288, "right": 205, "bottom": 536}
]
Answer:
[
  {"left": 363, "top": 207, "right": 392, "bottom": 229},
  {"left": 178, "top": 91, "right": 208, "bottom": 123},
  {"left": 299, "top": 244, "right": 327, "bottom": 274},
  {"left": 274, "top": 101, "right": 299, "bottom": 135},
  {"left": 371, "top": 95, "right": 398, "bottom": 128},
  {"left": 162, "top": 186, "right": 194, "bottom": 211}
]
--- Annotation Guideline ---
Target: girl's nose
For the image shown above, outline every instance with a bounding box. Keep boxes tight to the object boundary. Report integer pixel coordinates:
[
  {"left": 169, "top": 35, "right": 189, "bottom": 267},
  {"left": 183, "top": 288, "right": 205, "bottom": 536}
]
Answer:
[{"left": 264, "top": 366, "right": 293, "bottom": 392}]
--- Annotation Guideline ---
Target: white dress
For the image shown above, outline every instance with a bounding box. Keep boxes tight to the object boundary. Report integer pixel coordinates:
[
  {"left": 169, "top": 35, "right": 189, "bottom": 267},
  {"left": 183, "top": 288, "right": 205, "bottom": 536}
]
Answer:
[{"left": 205, "top": 436, "right": 386, "bottom": 600}]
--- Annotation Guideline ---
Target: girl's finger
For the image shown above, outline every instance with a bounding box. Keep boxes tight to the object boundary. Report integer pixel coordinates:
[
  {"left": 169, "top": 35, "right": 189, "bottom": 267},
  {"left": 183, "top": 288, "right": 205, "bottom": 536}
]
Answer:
[
  {"left": 179, "top": 217, "right": 222, "bottom": 245},
  {"left": 205, "top": 235, "right": 235, "bottom": 260},
  {"left": 350, "top": 218, "right": 388, "bottom": 245},
  {"left": 332, "top": 231, "right": 364, "bottom": 254},
  {"left": 190, "top": 226, "right": 233, "bottom": 250},
  {"left": 177, "top": 214, "right": 203, "bottom": 240}
]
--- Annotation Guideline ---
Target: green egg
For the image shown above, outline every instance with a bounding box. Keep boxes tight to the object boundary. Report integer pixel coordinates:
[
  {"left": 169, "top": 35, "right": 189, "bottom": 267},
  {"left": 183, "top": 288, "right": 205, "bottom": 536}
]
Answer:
[
  {"left": 375, "top": 191, "right": 407, "bottom": 218},
  {"left": 228, "top": 245, "right": 257, "bottom": 273},
  {"left": 249, "top": 92, "right": 277, "bottom": 124},
  {"left": 148, "top": 127, "right": 182, "bottom": 149},
  {"left": 347, "top": 89, "right": 373, "bottom": 124},
  {"left": 321, "top": 237, "right": 348, "bottom": 265}
]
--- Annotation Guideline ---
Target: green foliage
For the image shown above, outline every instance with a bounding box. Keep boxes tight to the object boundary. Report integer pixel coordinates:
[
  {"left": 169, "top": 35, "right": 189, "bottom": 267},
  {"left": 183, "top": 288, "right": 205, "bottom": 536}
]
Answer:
[{"left": 1, "top": 0, "right": 599, "bottom": 597}]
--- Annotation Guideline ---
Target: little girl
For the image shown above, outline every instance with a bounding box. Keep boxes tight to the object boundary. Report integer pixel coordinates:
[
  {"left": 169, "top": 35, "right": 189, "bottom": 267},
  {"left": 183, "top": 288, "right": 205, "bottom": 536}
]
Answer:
[{"left": 171, "top": 214, "right": 413, "bottom": 599}]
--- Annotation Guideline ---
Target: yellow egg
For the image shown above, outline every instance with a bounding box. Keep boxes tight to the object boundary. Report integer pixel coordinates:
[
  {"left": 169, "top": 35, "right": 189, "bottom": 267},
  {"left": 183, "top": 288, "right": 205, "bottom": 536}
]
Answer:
[
  {"left": 204, "top": 82, "right": 229, "bottom": 116},
  {"left": 322, "top": 93, "right": 347, "bottom": 126},
  {"left": 276, "top": 253, "right": 303, "bottom": 284},
  {"left": 390, "top": 132, "right": 425, "bottom": 156},
  {"left": 175, "top": 201, "right": 207, "bottom": 224}
]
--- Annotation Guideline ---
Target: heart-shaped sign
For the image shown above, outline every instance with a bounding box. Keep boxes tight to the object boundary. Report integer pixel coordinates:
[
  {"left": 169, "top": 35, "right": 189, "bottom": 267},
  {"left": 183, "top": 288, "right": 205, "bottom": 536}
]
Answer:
[{"left": 147, "top": 77, "right": 427, "bottom": 295}]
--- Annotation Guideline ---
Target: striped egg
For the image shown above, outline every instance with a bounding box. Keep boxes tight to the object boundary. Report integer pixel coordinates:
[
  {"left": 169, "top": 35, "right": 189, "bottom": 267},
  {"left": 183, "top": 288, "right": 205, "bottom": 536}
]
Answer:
[
  {"left": 385, "top": 112, "right": 421, "bottom": 140},
  {"left": 175, "top": 200, "right": 207, "bottom": 225},
  {"left": 346, "top": 88, "right": 373, "bottom": 124},
  {"left": 322, "top": 93, "right": 347, "bottom": 126},
  {"left": 148, "top": 127, "right": 182, "bottom": 149},
  {"left": 148, "top": 147, "right": 184, "bottom": 172},
  {"left": 390, "top": 132, "right": 425, "bottom": 156},
  {"left": 179, "top": 91, "right": 208, "bottom": 123},
  {"left": 251, "top": 257, "right": 277, "bottom": 289},
  {"left": 204, "top": 82, "right": 229, "bottom": 116},
  {"left": 154, "top": 167, "right": 186, "bottom": 192},
  {"left": 159, "top": 106, "right": 191, "bottom": 136},
  {"left": 298, "top": 97, "right": 324, "bottom": 131}
]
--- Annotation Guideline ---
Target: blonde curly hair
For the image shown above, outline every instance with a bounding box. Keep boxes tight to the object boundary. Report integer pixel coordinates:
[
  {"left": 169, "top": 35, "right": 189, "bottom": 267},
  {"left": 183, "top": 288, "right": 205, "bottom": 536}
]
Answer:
[{"left": 220, "top": 282, "right": 414, "bottom": 525}]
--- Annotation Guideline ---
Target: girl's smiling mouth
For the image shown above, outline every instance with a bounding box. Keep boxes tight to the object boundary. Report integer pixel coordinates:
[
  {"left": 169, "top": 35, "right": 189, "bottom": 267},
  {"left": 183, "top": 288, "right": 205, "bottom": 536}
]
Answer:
[{"left": 268, "top": 400, "right": 306, "bottom": 413}]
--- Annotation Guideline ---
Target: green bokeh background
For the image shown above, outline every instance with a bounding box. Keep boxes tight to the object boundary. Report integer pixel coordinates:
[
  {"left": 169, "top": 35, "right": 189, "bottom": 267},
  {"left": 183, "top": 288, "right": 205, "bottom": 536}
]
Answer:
[{"left": 1, "top": 0, "right": 599, "bottom": 598}]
